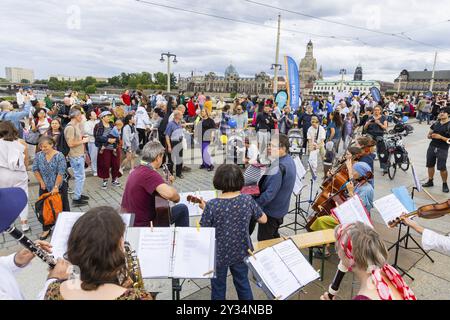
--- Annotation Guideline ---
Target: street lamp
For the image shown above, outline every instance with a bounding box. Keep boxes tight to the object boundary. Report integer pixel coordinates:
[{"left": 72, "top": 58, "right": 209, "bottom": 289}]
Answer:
[
  {"left": 160, "top": 52, "right": 177, "bottom": 93},
  {"left": 339, "top": 68, "right": 347, "bottom": 92},
  {"left": 271, "top": 63, "right": 282, "bottom": 95}
]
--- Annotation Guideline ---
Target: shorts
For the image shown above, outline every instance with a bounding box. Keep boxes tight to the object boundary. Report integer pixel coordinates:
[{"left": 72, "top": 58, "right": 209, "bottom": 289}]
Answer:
[{"left": 426, "top": 145, "right": 448, "bottom": 171}]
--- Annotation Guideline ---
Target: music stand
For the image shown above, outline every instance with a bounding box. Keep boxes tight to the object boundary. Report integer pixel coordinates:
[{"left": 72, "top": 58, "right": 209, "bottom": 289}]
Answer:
[
  {"left": 387, "top": 186, "right": 434, "bottom": 281},
  {"left": 172, "top": 278, "right": 185, "bottom": 300},
  {"left": 281, "top": 157, "right": 318, "bottom": 233}
]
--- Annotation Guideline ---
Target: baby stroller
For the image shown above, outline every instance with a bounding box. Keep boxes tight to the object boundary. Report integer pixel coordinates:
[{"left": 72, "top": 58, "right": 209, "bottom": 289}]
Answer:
[
  {"left": 288, "top": 129, "right": 303, "bottom": 157},
  {"left": 388, "top": 113, "right": 414, "bottom": 136}
]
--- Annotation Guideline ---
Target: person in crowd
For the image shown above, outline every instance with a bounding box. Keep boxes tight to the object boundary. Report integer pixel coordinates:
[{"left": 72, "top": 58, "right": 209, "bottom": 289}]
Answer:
[
  {"left": 197, "top": 164, "right": 267, "bottom": 300},
  {"left": 94, "top": 111, "right": 122, "bottom": 190},
  {"left": 308, "top": 116, "right": 326, "bottom": 156},
  {"left": 196, "top": 109, "right": 215, "bottom": 171},
  {"left": 342, "top": 112, "right": 355, "bottom": 150},
  {"left": 165, "top": 110, "right": 185, "bottom": 179},
  {"left": 45, "top": 118, "right": 63, "bottom": 152},
  {"left": 232, "top": 104, "right": 248, "bottom": 131},
  {"left": 187, "top": 96, "right": 197, "bottom": 121},
  {"left": 135, "top": 101, "right": 151, "bottom": 150},
  {"left": 279, "top": 106, "right": 294, "bottom": 135},
  {"left": 364, "top": 105, "right": 388, "bottom": 173},
  {"left": 31, "top": 107, "right": 52, "bottom": 141},
  {"left": 83, "top": 111, "right": 100, "bottom": 176},
  {"left": 359, "top": 106, "right": 373, "bottom": 133},
  {"left": 323, "top": 141, "right": 335, "bottom": 178},
  {"left": 0, "top": 187, "right": 69, "bottom": 300},
  {"left": 321, "top": 222, "right": 416, "bottom": 300},
  {"left": 422, "top": 107, "right": 450, "bottom": 193},
  {"left": 121, "top": 114, "right": 139, "bottom": 173},
  {"left": 298, "top": 104, "right": 315, "bottom": 150},
  {"left": 422, "top": 98, "right": 432, "bottom": 125},
  {"left": 401, "top": 217, "right": 450, "bottom": 256},
  {"left": 32, "top": 136, "right": 70, "bottom": 239},
  {"left": 121, "top": 89, "right": 131, "bottom": 113},
  {"left": 44, "top": 206, "right": 153, "bottom": 300},
  {"left": 121, "top": 141, "right": 189, "bottom": 227},
  {"left": 64, "top": 109, "right": 89, "bottom": 206},
  {"left": 252, "top": 134, "right": 295, "bottom": 241},
  {"left": 416, "top": 94, "right": 427, "bottom": 124},
  {"left": 0, "top": 94, "right": 31, "bottom": 136},
  {"left": 326, "top": 110, "right": 343, "bottom": 153},
  {"left": 57, "top": 97, "right": 72, "bottom": 127},
  {"left": 204, "top": 96, "right": 213, "bottom": 115},
  {"left": 255, "top": 102, "right": 276, "bottom": 162},
  {"left": 197, "top": 92, "right": 206, "bottom": 109},
  {"left": 0, "top": 121, "right": 30, "bottom": 232}
]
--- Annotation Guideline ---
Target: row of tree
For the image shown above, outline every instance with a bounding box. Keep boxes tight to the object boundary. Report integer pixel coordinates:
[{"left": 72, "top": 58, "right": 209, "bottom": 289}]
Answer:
[{"left": 32, "top": 72, "right": 177, "bottom": 93}]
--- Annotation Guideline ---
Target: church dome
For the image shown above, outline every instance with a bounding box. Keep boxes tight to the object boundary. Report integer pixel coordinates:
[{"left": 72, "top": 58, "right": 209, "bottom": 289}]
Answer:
[{"left": 225, "top": 64, "right": 239, "bottom": 78}]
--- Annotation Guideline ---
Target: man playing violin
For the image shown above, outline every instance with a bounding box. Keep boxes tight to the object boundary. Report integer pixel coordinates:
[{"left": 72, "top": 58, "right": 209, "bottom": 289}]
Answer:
[
  {"left": 422, "top": 107, "right": 450, "bottom": 193},
  {"left": 121, "top": 141, "right": 189, "bottom": 227}
]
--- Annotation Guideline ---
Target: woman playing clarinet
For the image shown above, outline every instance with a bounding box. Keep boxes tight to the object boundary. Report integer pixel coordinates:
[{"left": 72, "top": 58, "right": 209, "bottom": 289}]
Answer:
[{"left": 321, "top": 222, "right": 416, "bottom": 300}]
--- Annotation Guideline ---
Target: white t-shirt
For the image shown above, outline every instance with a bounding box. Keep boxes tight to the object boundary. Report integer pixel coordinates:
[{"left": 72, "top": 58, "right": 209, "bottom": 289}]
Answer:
[
  {"left": 83, "top": 119, "right": 100, "bottom": 143},
  {"left": 0, "top": 254, "right": 25, "bottom": 300},
  {"left": 307, "top": 126, "right": 326, "bottom": 144},
  {"left": 16, "top": 92, "right": 24, "bottom": 106},
  {"left": 135, "top": 106, "right": 151, "bottom": 129}
]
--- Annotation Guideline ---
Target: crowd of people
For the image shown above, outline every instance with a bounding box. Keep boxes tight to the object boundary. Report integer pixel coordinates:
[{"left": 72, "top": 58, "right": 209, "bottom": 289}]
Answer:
[{"left": 0, "top": 87, "right": 450, "bottom": 301}]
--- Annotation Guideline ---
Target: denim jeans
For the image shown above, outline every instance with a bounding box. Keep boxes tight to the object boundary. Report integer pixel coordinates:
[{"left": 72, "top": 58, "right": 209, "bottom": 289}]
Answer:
[
  {"left": 170, "top": 203, "right": 190, "bottom": 227},
  {"left": 69, "top": 156, "right": 85, "bottom": 200},
  {"left": 88, "top": 142, "right": 98, "bottom": 175},
  {"left": 211, "top": 262, "right": 253, "bottom": 300}
]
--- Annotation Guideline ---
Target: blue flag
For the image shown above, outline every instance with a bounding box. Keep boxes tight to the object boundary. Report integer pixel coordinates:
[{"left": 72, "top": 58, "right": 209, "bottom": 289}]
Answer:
[{"left": 284, "top": 56, "right": 300, "bottom": 112}]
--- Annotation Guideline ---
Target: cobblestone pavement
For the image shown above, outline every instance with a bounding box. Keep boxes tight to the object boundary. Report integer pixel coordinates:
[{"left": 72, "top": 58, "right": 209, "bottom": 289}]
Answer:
[{"left": 2, "top": 121, "right": 450, "bottom": 300}]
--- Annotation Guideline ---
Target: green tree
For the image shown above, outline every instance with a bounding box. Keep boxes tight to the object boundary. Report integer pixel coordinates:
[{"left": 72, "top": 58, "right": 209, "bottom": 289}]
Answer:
[
  {"left": 85, "top": 85, "right": 97, "bottom": 94},
  {"left": 84, "top": 76, "right": 97, "bottom": 87},
  {"left": 21, "top": 79, "right": 30, "bottom": 84}
]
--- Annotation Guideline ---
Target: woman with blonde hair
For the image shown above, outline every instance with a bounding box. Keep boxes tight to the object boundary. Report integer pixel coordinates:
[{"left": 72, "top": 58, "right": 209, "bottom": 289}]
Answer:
[
  {"left": 321, "top": 222, "right": 416, "bottom": 300},
  {"left": 195, "top": 108, "right": 215, "bottom": 171}
]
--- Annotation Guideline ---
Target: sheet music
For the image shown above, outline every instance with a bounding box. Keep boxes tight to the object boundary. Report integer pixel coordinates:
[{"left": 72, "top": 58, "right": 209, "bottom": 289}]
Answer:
[
  {"left": 272, "top": 240, "right": 319, "bottom": 288},
  {"left": 373, "top": 194, "right": 409, "bottom": 226},
  {"left": 131, "top": 228, "right": 173, "bottom": 278},
  {"left": 293, "top": 156, "right": 306, "bottom": 195},
  {"left": 172, "top": 227, "right": 215, "bottom": 279},
  {"left": 249, "top": 248, "right": 300, "bottom": 300},
  {"left": 411, "top": 165, "right": 422, "bottom": 192},
  {"left": 179, "top": 190, "right": 217, "bottom": 216},
  {"left": 332, "top": 195, "right": 373, "bottom": 227},
  {"left": 392, "top": 186, "right": 416, "bottom": 213},
  {"left": 51, "top": 212, "right": 133, "bottom": 259}
]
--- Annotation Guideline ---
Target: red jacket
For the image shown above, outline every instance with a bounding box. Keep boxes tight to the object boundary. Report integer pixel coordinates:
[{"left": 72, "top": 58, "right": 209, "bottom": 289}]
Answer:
[{"left": 187, "top": 100, "right": 196, "bottom": 117}]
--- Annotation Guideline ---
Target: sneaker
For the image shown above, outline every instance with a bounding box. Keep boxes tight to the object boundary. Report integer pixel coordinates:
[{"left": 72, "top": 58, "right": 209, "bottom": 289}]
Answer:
[
  {"left": 112, "top": 180, "right": 121, "bottom": 187},
  {"left": 199, "top": 164, "right": 206, "bottom": 169},
  {"left": 80, "top": 195, "right": 90, "bottom": 201},
  {"left": 313, "top": 247, "right": 331, "bottom": 259},
  {"left": 207, "top": 165, "right": 214, "bottom": 172},
  {"left": 176, "top": 174, "right": 184, "bottom": 179},
  {"left": 72, "top": 198, "right": 89, "bottom": 206},
  {"left": 67, "top": 187, "right": 74, "bottom": 194},
  {"left": 101, "top": 180, "right": 108, "bottom": 190},
  {"left": 21, "top": 223, "right": 30, "bottom": 233},
  {"left": 422, "top": 180, "right": 434, "bottom": 188},
  {"left": 443, "top": 183, "right": 449, "bottom": 193}
]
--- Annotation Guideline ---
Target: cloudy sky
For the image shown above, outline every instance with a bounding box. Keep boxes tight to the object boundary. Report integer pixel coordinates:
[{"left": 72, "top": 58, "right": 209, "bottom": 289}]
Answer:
[{"left": 1, "top": 0, "right": 449, "bottom": 82}]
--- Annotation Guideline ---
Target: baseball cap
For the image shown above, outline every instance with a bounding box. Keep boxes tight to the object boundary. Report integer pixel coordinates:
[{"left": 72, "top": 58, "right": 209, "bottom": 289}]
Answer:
[
  {"left": 99, "top": 111, "right": 112, "bottom": 118},
  {"left": 0, "top": 188, "right": 27, "bottom": 232}
]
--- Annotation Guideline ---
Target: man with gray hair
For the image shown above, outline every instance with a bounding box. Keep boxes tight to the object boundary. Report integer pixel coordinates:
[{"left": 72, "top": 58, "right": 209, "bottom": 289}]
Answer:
[
  {"left": 165, "top": 109, "right": 185, "bottom": 178},
  {"left": 65, "top": 108, "right": 89, "bottom": 206},
  {"left": 58, "top": 97, "right": 72, "bottom": 127},
  {"left": 0, "top": 94, "right": 31, "bottom": 136},
  {"left": 121, "top": 141, "right": 189, "bottom": 227}
]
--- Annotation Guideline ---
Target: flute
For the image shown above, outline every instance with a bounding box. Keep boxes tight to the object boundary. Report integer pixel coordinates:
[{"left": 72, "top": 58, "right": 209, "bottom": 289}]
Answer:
[
  {"left": 327, "top": 261, "right": 348, "bottom": 299},
  {"left": 5, "top": 225, "right": 56, "bottom": 268}
]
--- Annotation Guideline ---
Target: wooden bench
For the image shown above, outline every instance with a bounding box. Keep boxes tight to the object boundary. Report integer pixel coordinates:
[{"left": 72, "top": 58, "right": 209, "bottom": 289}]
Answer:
[{"left": 253, "top": 229, "right": 336, "bottom": 281}]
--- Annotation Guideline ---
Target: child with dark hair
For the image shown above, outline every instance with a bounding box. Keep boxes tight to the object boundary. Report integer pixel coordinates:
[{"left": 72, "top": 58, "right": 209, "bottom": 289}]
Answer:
[{"left": 198, "top": 164, "right": 267, "bottom": 300}]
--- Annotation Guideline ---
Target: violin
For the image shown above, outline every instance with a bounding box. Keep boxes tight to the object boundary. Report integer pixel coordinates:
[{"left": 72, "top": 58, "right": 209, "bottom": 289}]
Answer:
[{"left": 388, "top": 200, "right": 450, "bottom": 228}]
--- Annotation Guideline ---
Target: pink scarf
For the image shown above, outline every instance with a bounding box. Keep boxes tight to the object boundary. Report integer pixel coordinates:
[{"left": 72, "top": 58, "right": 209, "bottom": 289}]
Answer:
[{"left": 336, "top": 224, "right": 416, "bottom": 300}]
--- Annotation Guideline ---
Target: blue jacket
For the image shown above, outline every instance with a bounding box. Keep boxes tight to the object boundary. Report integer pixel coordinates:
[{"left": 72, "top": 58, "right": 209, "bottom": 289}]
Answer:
[
  {"left": 255, "top": 155, "right": 296, "bottom": 219},
  {"left": 0, "top": 102, "right": 31, "bottom": 131}
]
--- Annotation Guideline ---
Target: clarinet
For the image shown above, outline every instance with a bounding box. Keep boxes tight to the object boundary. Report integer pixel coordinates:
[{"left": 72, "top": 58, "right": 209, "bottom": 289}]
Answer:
[
  {"left": 327, "top": 261, "right": 348, "bottom": 299},
  {"left": 5, "top": 225, "right": 56, "bottom": 268}
]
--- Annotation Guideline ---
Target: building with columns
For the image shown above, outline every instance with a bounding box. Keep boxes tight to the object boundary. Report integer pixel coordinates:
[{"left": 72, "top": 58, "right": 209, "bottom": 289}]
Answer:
[{"left": 394, "top": 69, "right": 450, "bottom": 94}]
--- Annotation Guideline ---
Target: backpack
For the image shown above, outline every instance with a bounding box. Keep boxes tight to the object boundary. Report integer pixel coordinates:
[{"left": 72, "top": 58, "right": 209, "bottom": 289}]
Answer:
[
  {"left": 58, "top": 125, "right": 71, "bottom": 156},
  {"left": 35, "top": 192, "right": 63, "bottom": 227}
]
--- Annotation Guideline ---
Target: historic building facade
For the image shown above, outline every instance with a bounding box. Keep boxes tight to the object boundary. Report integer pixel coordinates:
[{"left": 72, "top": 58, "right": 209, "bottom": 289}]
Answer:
[
  {"left": 299, "top": 40, "right": 323, "bottom": 95},
  {"left": 178, "top": 64, "right": 274, "bottom": 96},
  {"left": 312, "top": 80, "right": 394, "bottom": 96},
  {"left": 354, "top": 65, "right": 363, "bottom": 81},
  {"left": 394, "top": 69, "right": 450, "bottom": 94}
]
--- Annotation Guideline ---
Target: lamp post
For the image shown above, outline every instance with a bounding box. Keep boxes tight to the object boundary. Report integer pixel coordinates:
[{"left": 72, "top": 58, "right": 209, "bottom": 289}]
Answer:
[
  {"left": 271, "top": 64, "right": 282, "bottom": 95},
  {"left": 339, "top": 68, "right": 347, "bottom": 92},
  {"left": 160, "top": 52, "right": 178, "bottom": 93}
]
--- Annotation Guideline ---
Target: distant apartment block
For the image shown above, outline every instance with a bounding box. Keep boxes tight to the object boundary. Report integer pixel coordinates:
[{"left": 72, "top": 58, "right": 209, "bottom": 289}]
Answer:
[
  {"left": 5, "top": 67, "right": 35, "bottom": 83},
  {"left": 50, "top": 74, "right": 109, "bottom": 82}
]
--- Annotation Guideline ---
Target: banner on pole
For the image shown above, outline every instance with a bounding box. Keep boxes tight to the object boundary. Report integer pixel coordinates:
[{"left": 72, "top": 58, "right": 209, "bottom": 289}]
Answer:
[{"left": 284, "top": 56, "right": 300, "bottom": 112}]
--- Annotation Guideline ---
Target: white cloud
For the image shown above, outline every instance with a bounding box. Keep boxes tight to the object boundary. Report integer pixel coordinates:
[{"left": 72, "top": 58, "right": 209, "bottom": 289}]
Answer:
[{"left": 0, "top": 0, "right": 449, "bottom": 82}]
